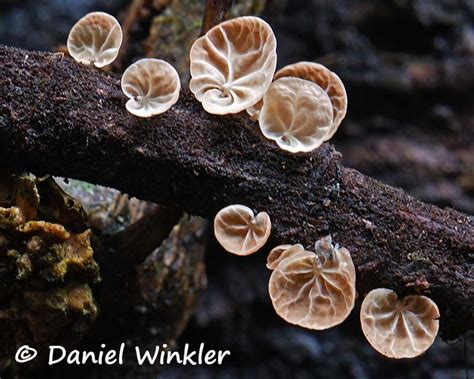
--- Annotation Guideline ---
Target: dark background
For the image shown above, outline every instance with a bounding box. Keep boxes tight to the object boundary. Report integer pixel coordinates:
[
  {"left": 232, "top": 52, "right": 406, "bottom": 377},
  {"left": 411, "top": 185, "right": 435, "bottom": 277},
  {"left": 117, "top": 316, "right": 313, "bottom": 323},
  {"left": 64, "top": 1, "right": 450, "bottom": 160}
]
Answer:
[{"left": 1, "top": 0, "right": 473, "bottom": 378}]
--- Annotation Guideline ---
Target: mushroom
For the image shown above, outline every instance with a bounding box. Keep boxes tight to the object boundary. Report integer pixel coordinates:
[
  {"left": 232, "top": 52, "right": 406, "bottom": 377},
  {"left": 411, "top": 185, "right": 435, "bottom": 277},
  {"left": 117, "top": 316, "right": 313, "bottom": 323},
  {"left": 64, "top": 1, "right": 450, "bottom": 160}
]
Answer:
[
  {"left": 360, "top": 288, "right": 440, "bottom": 359},
  {"left": 259, "top": 77, "right": 333, "bottom": 153},
  {"left": 214, "top": 204, "right": 271, "bottom": 256},
  {"left": 268, "top": 236, "right": 356, "bottom": 330},
  {"left": 246, "top": 62, "right": 347, "bottom": 129},
  {"left": 266, "top": 244, "right": 306, "bottom": 270},
  {"left": 189, "top": 16, "right": 277, "bottom": 115},
  {"left": 67, "top": 12, "right": 123, "bottom": 68},
  {"left": 121, "top": 58, "right": 181, "bottom": 117},
  {"left": 273, "top": 62, "right": 347, "bottom": 139}
]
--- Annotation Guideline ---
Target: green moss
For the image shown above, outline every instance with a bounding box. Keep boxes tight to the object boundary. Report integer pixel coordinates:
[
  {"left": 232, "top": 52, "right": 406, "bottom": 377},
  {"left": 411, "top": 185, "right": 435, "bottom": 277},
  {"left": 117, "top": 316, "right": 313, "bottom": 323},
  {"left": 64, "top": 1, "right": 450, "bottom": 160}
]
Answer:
[{"left": 407, "top": 252, "right": 432, "bottom": 264}]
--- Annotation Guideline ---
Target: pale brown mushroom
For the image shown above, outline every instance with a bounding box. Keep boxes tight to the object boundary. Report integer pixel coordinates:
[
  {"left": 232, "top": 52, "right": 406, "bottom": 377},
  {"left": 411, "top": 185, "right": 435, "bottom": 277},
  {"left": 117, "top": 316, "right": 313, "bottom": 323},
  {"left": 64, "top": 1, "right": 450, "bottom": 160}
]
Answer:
[
  {"left": 67, "top": 12, "right": 123, "bottom": 68},
  {"left": 259, "top": 77, "right": 334, "bottom": 153},
  {"left": 274, "top": 62, "right": 347, "bottom": 139},
  {"left": 360, "top": 288, "right": 440, "bottom": 359},
  {"left": 268, "top": 236, "right": 356, "bottom": 330},
  {"left": 121, "top": 58, "right": 181, "bottom": 117},
  {"left": 214, "top": 204, "right": 271, "bottom": 256},
  {"left": 189, "top": 16, "right": 277, "bottom": 115}
]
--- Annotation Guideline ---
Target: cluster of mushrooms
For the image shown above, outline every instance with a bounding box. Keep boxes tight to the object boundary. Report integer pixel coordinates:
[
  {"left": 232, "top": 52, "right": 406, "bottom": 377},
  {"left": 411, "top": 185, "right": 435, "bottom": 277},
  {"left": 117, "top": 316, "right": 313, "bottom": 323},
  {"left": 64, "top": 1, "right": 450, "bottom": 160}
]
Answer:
[
  {"left": 67, "top": 12, "right": 180, "bottom": 117},
  {"left": 189, "top": 15, "right": 347, "bottom": 152},
  {"left": 67, "top": 13, "right": 440, "bottom": 359},
  {"left": 214, "top": 205, "right": 440, "bottom": 359}
]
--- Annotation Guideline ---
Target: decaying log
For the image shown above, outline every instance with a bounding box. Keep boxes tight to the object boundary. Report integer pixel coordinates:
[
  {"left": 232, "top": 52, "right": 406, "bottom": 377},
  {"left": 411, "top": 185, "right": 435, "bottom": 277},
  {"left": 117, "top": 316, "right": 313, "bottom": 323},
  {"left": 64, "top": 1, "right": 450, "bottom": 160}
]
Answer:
[{"left": 0, "top": 45, "right": 472, "bottom": 339}]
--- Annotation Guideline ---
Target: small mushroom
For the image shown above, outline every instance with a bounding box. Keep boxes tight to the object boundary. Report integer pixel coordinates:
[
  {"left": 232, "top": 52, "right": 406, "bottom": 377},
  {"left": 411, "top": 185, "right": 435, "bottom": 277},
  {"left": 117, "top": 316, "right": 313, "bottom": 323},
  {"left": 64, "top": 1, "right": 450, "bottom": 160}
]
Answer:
[
  {"left": 360, "top": 288, "right": 440, "bottom": 359},
  {"left": 274, "top": 62, "right": 347, "bottom": 139},
  {"left": 67, "top": 12, "right": 123, "bottom": 68},
  {"left": 259, "top": 77, "right": 333, "bottom": 153},
  {"left": 268, "top": 236, "right": 356, "bottom": 330},
  {"left": 189, "top": 16, "right": 277, "bottom": 115},
  {"left": 214, "top": 204, "right": 271, "bottom": 256},
  {"left": 121, "top": 58, "right": 181, "bottom": 118}
]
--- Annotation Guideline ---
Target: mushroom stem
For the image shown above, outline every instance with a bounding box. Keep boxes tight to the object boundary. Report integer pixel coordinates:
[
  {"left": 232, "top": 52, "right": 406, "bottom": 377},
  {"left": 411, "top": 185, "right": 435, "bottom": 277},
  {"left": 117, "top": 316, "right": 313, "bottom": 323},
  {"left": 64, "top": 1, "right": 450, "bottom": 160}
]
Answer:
[{"left": 221, "top": 84, "right": 231, "bottom": 96}]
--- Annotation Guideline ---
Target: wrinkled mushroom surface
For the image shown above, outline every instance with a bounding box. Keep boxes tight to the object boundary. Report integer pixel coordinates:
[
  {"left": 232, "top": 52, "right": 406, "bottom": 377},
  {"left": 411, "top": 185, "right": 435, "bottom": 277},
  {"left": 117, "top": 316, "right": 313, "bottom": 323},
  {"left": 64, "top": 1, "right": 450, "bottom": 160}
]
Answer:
[
  {"left": 268, "top": 236, "right": 356, "bottom": 330},
  {"left": 67, "top": 12, "right": 122, "bottom": 68},
  {"left": 189, "top": 16, "right": 277, "bottom": 115},
  {"left": 214, "top": 204, "right": 271, "bottom": 255},
  {"left": 274, "top": 62, "right": 347, "bottom": 139},
  {"left": 266, "top": 244, "right": 294, "bottom": 270},
  {"left": 360, "top": 288, "right": 440, "bottom": 359},
  {"left": 266, "top": 244, "right": 312, "bottom": 271},
  {"left": 121, "top": 58, "right": 181, "bottom": 118},
  {"left": 259, "top": 77, "right": 333, "bottom": 153}
]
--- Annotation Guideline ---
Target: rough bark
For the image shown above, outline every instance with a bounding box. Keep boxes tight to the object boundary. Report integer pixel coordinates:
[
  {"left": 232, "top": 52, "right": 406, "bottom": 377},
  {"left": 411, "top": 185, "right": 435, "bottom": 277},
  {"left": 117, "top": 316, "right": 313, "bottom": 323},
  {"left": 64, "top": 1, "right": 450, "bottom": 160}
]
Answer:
[{"left": 0, "top": 45, "right": 472, "bottom": 339}]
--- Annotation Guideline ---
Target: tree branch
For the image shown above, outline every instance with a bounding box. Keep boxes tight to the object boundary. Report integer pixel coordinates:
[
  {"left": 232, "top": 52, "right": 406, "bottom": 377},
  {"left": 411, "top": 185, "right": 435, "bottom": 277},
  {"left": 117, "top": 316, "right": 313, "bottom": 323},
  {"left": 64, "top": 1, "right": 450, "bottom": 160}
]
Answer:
[
  {"left": 113, "top": 0, "right": 172, "bottom": 71},
  {"left": 102, "top": 205, "right": 183, "bottom": 268},
  {"left": 0, "top": 45, "right": 472, "bottom": 339},
  {"left": 200, "top": 0, "right": 232, "bottom": 35}
]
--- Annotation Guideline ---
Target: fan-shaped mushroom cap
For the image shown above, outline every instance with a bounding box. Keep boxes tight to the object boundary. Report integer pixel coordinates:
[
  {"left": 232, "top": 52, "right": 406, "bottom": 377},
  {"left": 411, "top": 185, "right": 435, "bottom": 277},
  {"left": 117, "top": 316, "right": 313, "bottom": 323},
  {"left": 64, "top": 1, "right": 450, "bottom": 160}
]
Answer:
[
  {"left": 214, "top": 204, "right": 271, "bottom": 256},
  {"left": 67, "top": 12, "right": 123, "bottom": 68},
  {"left": 269, "top": 236, "right": 356, "bottom": 330},
  {"left": 259, "top": 77, "right": 333, "bottom": 153},
  {"left": 274, "top": 62, "right": 347, "bottom": 140},
  {"left": 189, "top": 16, "right": 277, "bottom": 115},
  {"left": 360, "top": 288, "right": 440, "bottom": 359},
  {"left": 121, "top": 58, "right": 181, "bottom": 117}
]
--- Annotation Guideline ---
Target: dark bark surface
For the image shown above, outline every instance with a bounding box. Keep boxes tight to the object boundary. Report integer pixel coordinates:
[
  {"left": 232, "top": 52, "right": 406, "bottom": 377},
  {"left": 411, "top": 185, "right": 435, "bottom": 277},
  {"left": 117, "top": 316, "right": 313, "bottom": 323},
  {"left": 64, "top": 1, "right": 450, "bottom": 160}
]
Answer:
[
  {"left": 0, "top": 45, "right": 472, "bottom": 340},
  {"left": 200, "top": 0, "right": 233, "bottom": 35},
  {"left": 271, "top": 0, "right": 474, "bottom": 215}
]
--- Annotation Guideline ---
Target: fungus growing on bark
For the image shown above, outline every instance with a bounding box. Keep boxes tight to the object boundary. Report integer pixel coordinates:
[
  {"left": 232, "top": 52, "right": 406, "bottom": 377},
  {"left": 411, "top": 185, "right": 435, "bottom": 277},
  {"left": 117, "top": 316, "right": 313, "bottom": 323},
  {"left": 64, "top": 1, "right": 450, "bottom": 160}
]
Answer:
[
  {"left": 268, "top": 236, "right": 356, "bottom": 329},
  {"left": 121, "top": 58, "right": 181, "bottom": 117},
  {"left": 273, "top": 62, "right": 347, "bottom": 139},
  {"left": 360, "top": 288, "right": 440, "bottom": 359},
  {"left": 246, "top": 62, "right": 347, "bottom": 128},
  {"left": 189, "top": 16, "right": 277, "bottom": 115},
  {"left": 214, "top": 204, "right": 271, "bottom": 256},
  {"left": 259, "top": 77, "right": 333, "bottom": 153},
  {"left": 67, "top": 12, "right": 123, "bottom": 68}
]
